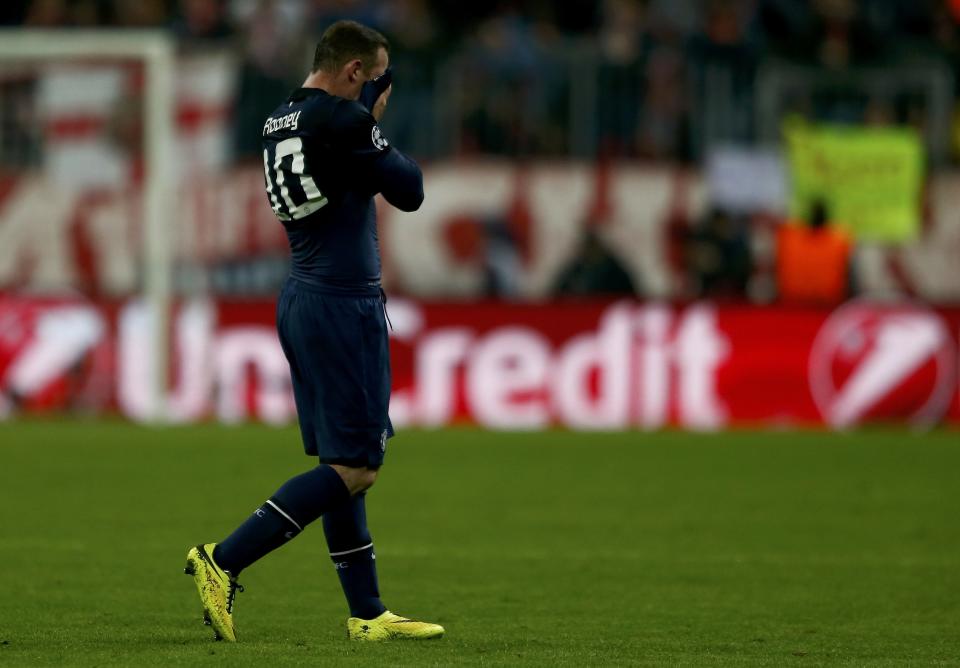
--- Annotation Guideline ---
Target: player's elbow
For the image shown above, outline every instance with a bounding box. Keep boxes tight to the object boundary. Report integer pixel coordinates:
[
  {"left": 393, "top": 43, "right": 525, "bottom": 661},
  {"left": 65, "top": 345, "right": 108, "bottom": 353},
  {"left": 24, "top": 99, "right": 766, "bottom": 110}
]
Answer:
[
  {"left": 383, "top": 186, "right": 422, "bottom": 212},
  {"left": 384, "top": 172, "right": 424, "bottom": 212},
  {"left": 396, "top": 185, "right": 424, "bottom": 212},
  {"left": 377, "top": 152, "right": 424, "bottom": 211}
]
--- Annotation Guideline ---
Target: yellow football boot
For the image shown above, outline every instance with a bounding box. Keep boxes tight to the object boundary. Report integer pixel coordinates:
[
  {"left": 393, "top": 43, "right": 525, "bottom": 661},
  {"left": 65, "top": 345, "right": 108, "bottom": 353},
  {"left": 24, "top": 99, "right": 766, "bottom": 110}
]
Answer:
[
  {"left": 183, "top": 543, "right": 243, "bottom": 642},
  {"left": 347, "top": 611, "right": 444, "bottom": 641}
]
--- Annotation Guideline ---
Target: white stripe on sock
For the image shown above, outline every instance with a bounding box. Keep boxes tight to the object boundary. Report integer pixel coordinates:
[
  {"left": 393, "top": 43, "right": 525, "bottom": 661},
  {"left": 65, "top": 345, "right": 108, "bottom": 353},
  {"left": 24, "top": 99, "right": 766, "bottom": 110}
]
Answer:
[
  {"left": 265, "top": 499, "right": 303, "bottom": 532},
  {"left": 329, "top": 542, "right": 374, "bottom": 557}
]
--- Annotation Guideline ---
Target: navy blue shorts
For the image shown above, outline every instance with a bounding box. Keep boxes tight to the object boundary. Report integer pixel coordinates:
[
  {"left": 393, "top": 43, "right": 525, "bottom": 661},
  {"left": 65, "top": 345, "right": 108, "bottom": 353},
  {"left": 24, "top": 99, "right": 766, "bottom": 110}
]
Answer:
[{"left": 276, "top": 278, "right": 394, "bottom": 468}]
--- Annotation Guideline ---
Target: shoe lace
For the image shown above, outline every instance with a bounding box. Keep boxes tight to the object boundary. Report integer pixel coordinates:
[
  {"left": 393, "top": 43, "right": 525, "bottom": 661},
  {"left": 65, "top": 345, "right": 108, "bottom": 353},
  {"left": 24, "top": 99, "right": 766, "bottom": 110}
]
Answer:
[{"left": 225, "top": 576, "right": 244, "bottom": 614}]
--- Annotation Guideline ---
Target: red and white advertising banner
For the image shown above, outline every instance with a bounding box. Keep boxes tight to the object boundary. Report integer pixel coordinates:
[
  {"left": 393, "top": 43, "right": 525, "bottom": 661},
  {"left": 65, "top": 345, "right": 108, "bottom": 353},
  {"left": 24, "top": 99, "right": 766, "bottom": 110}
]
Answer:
[{"left": 1, "top": 297, "right": 957, "bottom": 429}]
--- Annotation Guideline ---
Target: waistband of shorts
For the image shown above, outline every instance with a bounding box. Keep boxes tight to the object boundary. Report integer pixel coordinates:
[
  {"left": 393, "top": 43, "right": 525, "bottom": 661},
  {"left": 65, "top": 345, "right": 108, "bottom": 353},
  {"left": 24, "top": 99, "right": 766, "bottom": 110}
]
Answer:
[{"left": 283, "top": 275, "right": 382, "bottom": 298}]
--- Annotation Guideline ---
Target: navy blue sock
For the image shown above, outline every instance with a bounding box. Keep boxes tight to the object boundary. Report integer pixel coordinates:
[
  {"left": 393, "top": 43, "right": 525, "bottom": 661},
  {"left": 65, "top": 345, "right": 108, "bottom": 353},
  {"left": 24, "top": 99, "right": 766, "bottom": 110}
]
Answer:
[
  {"left": 323, "top": 493, "right": 386, "bottom": 620},
  {"left": 214, "top": 465, "right": 350, "bottom": 575}
]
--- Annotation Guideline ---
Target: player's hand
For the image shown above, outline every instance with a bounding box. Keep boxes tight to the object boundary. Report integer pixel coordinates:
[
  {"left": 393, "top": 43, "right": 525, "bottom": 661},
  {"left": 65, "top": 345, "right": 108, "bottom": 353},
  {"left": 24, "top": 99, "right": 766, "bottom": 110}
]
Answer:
[
  {"left": 372, "top": 84, "right": 391, "bottom": 122},
  {"left": 360, "top": 67, "right": 393, "bottom": 113}
]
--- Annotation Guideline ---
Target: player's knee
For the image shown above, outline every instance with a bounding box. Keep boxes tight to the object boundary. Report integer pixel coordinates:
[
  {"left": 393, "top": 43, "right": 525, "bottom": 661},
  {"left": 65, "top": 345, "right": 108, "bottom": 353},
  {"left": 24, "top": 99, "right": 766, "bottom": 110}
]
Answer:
[
  {"left": 358, "top": 468, "right": 378, "bottom": 492},
  {"left": 329, "top": 464, "right": 378, "bottom": 495}
]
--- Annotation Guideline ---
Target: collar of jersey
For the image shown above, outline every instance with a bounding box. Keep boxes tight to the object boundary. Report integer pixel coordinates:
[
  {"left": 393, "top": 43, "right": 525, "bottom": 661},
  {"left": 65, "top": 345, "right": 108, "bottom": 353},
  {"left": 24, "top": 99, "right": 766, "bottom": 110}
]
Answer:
[{"left": 288, "top": 87, "right": 329, "bottom": 102}]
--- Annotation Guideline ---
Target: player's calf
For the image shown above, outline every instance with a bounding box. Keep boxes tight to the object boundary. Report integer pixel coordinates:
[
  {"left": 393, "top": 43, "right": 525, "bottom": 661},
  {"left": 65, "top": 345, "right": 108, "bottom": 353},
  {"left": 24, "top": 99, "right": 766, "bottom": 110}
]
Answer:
[{"left": 212, "top": 464, "right": 352, "bottom": 576}]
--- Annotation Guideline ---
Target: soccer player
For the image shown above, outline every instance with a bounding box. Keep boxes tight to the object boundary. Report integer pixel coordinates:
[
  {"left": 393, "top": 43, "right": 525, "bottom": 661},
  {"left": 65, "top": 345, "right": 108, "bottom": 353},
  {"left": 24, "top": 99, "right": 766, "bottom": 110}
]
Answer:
[{"left": 184, "top": 20, "right": 442, "bottom": 643}]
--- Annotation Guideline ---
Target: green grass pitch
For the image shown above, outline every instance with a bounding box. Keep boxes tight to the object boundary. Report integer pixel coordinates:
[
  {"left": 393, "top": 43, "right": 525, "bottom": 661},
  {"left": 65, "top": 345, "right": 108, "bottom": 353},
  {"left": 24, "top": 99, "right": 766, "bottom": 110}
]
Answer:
[{"left": 0, "top": 422, "right": 958, "bottom": 666}]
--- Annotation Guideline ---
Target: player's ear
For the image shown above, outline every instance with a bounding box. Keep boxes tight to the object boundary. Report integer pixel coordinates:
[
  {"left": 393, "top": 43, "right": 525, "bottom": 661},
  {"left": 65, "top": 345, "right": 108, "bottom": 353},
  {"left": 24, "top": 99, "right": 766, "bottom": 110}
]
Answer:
[{"left": 346, "top": 59, "right": 363, "bottom": 83}]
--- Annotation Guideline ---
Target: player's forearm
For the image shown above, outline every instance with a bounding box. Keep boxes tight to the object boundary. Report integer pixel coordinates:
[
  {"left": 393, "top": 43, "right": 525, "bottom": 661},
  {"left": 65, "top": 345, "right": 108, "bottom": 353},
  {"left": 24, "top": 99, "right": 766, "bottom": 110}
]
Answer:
[{"left": 374, "top": 149, "right": 424, "bottom": 212}]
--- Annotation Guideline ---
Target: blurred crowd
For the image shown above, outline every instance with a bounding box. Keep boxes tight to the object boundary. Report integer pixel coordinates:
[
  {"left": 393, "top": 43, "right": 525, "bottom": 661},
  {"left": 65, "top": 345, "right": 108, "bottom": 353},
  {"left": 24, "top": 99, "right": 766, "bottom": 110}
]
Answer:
[
  {"left": 2, "top": 0, "right": 959, "bottom": 162},
  {"left": 0, "top": 0, "right": 953, "bottom": 304}
]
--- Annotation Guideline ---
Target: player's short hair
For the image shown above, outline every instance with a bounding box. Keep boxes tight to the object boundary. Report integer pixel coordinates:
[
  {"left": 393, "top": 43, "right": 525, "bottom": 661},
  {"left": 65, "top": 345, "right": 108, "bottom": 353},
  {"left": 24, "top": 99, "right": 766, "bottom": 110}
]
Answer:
[{"left": 312, "top": 20, "right": 389, "bottom": 74}]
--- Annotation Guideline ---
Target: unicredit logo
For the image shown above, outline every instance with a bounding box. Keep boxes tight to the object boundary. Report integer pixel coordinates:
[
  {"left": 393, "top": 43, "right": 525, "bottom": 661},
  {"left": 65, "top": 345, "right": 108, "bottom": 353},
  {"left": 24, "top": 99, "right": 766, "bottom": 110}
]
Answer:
[{"left": 809, "top": 301, "right": 956, "bottom": 428}]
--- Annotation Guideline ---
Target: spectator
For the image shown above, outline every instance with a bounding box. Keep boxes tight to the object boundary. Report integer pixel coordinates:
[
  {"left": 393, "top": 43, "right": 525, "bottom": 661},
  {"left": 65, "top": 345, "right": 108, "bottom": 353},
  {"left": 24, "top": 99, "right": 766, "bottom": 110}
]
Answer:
[
  {"left": 458, "top": 9, "right": 560, "bottom": 156},
  {"left": 594, "top": 0, "right": 648, "bottom": 156},
  {"left": 776, "top": 199, "right": 854, "bottom": 304},
  {"left": 113, "top": 0, "right": 167, "bottom": 27},
  {"left": 171, "top": 0, "right": 233, "bottom": 42},
  {"left": 687, "top": 0, "right": 757, "bottom": 157},
  {"left": 373, "top": 0, "right": 443, "bottom": 156},
  {"left": 0, "top": 0, "right": 30, "bottom": 25},
  {"left": 553, "top": 227, "right": 639, "bottom": 297},
  {"left": 312, "top": 0, "right": 384, "bottom": 33},
  {"left": 480, "top": 216, "right": 524, "bottom": 298},
  {"left": 23, "top": 0, "right": 97, "bottom": 26},
  {"left": 231, "top": 0, "right": 309, "bottom": 159},
  {"left": 685, "top": 207, "right": 752, "bottom": 299}
]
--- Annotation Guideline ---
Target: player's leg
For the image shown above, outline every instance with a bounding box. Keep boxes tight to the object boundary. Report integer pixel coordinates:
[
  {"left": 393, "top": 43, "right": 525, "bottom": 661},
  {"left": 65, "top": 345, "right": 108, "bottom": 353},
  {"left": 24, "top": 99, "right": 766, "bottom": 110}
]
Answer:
[
  {"left": 207, "top": 283, "right": 362, "bottom": 577},
  {"left": 206, "top": 288, "right": 380, "bottom": 571},
  {"left": 212, "top": 464, "right": 360, "bottom": 575},
  {"left": 185, "top": 281, "right": 351, "bottom": 641},
  {"left": 184, "top": 463, "right": 360, "bottom": 642},
  {"left": 330, "top": 293, "right": 443, "bottom": 640},
  {"left": 184, "top": 463, "right": 376, "bottom": 641},
  {"left": 323, "top": 491, "right": 386, "bottom": 620},
  {"left": 214, "top": 465, "right": 377, "bottom": 576},
  {"left": 325, "top": 487, "right": 445, "bottom": 641}
]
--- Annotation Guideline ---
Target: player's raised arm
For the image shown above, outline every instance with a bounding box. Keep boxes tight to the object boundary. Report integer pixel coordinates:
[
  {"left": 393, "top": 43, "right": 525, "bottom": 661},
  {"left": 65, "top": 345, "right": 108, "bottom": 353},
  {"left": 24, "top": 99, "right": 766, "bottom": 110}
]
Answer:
[
  {"left": 332, "top": 98, "right": 424, "bottom": 212},
  {"left": 369, "top": 146, "right": 424, "bottom": 212}
]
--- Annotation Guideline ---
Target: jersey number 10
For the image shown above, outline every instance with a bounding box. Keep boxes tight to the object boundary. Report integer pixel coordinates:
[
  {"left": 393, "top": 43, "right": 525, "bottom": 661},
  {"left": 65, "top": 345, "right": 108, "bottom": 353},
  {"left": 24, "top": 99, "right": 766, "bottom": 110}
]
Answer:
[{"left": 263, "top": 137, "right": 328, "bottom": 221}]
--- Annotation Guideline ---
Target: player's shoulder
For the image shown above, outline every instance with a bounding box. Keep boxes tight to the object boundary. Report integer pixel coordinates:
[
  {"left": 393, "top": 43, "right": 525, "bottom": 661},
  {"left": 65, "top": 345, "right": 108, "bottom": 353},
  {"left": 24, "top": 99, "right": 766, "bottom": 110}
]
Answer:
[
  {"left": 329, "top": 97, "right": 377, "bottom": 132},
  {"left": 329, "top": 98, "right": 390, "bottom": 152},
  {"left": 264, "top": 88, "right": 340, "bottom": 135}
]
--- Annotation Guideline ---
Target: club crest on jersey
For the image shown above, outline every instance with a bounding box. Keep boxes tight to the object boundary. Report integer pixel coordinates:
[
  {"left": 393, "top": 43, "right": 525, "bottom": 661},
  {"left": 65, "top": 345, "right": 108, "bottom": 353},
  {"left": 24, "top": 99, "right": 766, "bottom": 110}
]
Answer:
[{"left": 371, "top": 125, "right": 389, "bottom": 151}]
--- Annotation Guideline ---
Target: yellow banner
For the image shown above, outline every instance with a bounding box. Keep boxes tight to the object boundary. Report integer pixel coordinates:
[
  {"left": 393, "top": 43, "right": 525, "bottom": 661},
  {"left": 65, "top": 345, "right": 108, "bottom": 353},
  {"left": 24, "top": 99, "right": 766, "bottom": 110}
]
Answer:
[{"left": 785, "top": 119, "right": 924, "bottom": 242}]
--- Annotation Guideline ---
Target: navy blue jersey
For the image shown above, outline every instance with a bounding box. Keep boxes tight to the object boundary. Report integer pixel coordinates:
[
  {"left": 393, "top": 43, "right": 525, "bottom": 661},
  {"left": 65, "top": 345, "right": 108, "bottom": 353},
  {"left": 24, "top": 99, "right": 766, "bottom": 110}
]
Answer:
[{"left": 261, "top": 87, "right": 423, "bottom": 291}]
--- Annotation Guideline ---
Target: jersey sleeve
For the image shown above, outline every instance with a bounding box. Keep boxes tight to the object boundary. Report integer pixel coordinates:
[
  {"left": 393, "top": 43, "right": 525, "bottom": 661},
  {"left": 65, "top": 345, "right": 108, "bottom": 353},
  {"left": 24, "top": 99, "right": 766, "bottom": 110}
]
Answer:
[{"left": 331, "top": 100, "right": 424, "bottom": 212}]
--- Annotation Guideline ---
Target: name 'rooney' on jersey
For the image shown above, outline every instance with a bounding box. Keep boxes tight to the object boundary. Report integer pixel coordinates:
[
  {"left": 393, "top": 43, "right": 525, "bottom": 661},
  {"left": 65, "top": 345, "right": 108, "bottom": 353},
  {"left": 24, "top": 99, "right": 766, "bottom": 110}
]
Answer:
[{"left": 263, "top": 111, "right": 303, "bottom": 135}]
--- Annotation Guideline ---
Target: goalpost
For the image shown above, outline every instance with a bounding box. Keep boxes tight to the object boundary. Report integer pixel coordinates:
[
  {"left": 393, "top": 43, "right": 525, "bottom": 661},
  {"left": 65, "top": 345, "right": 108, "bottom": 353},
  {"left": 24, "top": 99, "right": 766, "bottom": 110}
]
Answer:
[{"left": 0, "top": 30, "right": 176, "bottom": 422}]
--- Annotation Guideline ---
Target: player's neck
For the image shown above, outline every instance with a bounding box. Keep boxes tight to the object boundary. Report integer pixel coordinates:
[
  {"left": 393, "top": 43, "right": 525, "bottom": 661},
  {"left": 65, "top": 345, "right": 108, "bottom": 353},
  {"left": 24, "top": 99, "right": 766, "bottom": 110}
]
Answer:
[
  {"left": 302, "top": 70, "right": 354, "bottom": 101},
  {"left": 301, "top": 70, "right": 330, "bottom": 93}
]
